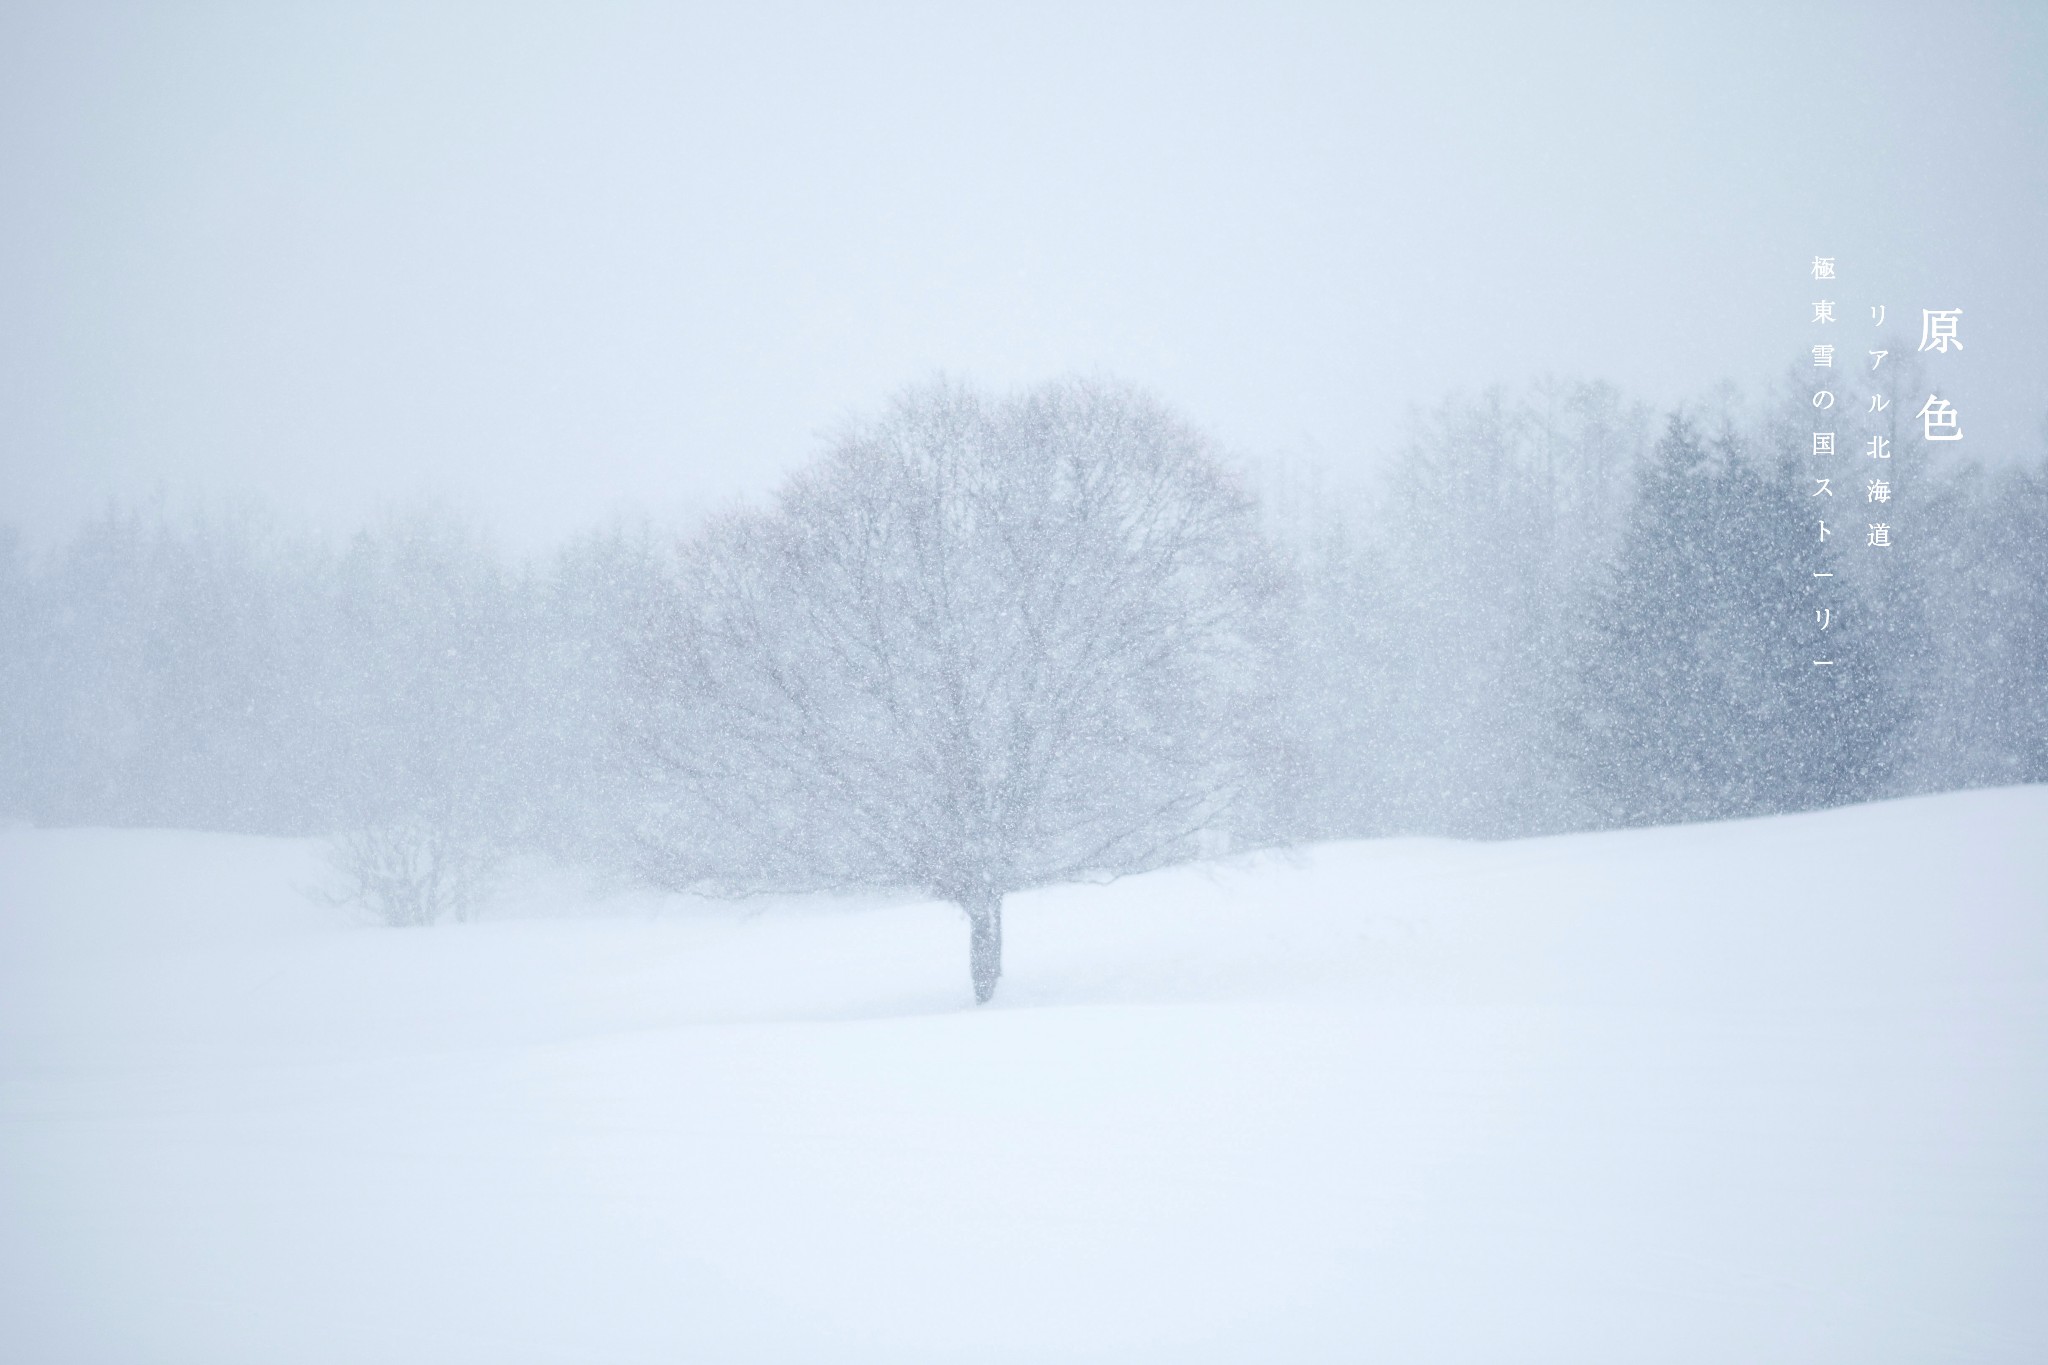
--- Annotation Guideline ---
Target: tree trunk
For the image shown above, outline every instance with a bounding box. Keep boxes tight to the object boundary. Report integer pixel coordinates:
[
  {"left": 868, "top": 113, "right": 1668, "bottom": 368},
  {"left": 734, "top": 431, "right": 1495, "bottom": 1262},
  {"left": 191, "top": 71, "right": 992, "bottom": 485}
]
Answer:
[{"left": 963, "top": 892, "right": 1003, "bottom": 1004}]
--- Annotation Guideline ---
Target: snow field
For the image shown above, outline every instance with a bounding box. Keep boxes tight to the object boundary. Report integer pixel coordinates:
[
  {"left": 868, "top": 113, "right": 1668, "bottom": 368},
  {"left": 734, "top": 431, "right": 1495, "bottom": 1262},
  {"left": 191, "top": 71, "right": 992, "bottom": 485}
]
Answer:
[{"left": 2, "top": 787, "right": 2045, "bottom": 1363}]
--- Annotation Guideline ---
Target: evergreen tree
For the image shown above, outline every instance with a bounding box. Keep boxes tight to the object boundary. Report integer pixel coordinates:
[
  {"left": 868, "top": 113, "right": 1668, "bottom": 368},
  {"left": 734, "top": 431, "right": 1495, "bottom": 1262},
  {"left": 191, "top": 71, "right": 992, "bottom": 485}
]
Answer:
[{"left": 1569, "top": 410, "right": 1890, "bottom": 826}]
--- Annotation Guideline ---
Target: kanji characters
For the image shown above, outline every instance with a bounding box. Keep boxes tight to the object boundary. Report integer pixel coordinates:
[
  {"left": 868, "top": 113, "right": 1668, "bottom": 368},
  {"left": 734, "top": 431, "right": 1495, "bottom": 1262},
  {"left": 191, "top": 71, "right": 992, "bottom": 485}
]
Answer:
[
  {"left": 1918, "top": 309, "right": 1962, "bottom": 353},
  {"left": 1915, "top": 395, "right": 1961, "bottom": 441}
]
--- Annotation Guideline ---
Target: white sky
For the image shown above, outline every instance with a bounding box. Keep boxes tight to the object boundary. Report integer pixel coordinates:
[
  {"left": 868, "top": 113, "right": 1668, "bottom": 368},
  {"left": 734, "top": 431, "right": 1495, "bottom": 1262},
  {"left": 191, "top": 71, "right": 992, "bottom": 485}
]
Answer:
[{"left": 3, "top": 1, "right": 2044, "bottom": 547}]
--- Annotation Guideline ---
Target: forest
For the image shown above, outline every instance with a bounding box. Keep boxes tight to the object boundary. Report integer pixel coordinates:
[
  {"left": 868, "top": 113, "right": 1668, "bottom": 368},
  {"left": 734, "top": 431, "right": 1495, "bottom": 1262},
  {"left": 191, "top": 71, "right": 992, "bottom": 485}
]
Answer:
[{"left": 4, "top": 373, "right": 2043, "bottom": 995}]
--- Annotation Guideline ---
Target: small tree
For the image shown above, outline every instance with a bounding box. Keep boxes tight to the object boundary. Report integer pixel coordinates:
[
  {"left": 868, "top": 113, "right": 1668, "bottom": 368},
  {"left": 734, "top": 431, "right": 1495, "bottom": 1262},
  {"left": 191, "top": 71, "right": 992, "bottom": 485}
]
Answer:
[
  {"left": 314, "top": 512, "right": 522, "bottom": 926},
  {"left": 326, "top": 814, "right": 500, "bottom": 927},
  {"left": 633, "top": 377, "right": 1275, "bottom": 1002}
]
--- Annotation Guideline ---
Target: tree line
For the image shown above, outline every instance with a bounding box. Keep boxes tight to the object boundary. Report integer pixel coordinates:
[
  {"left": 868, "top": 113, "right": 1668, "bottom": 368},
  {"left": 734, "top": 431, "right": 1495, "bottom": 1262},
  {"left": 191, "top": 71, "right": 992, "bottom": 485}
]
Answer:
[{"left": 3, "top": 375, "right": 2043, "bottom": 997}]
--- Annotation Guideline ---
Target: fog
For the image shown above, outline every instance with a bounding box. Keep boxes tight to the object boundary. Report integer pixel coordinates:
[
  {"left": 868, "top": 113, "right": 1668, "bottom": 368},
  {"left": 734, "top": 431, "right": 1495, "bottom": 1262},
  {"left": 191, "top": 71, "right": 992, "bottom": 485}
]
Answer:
[
  {"left": 5, "top": 10, "right": 2048, "bottom": 1359},
  {"left": 5, "top": 2, "right": 2044, "bottom": 546}
]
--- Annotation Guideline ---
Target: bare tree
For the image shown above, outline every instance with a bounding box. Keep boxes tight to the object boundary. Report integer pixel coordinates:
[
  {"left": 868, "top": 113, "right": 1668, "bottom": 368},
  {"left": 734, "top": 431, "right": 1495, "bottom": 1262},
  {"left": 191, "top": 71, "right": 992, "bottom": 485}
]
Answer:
[
  {"left": 632, "top": 377, "right": 1276, "bottom": 1002},
  {"left": 325, "top": 814, "right": 500, "bottom": 927}
]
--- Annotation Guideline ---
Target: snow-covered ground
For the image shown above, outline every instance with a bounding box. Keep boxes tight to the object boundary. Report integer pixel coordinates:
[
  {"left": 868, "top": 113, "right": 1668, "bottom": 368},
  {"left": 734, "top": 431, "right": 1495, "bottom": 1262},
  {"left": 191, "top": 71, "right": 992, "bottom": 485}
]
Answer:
[{"left": 2, "top": 788, "right": 2045, "bottom": 1364}]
